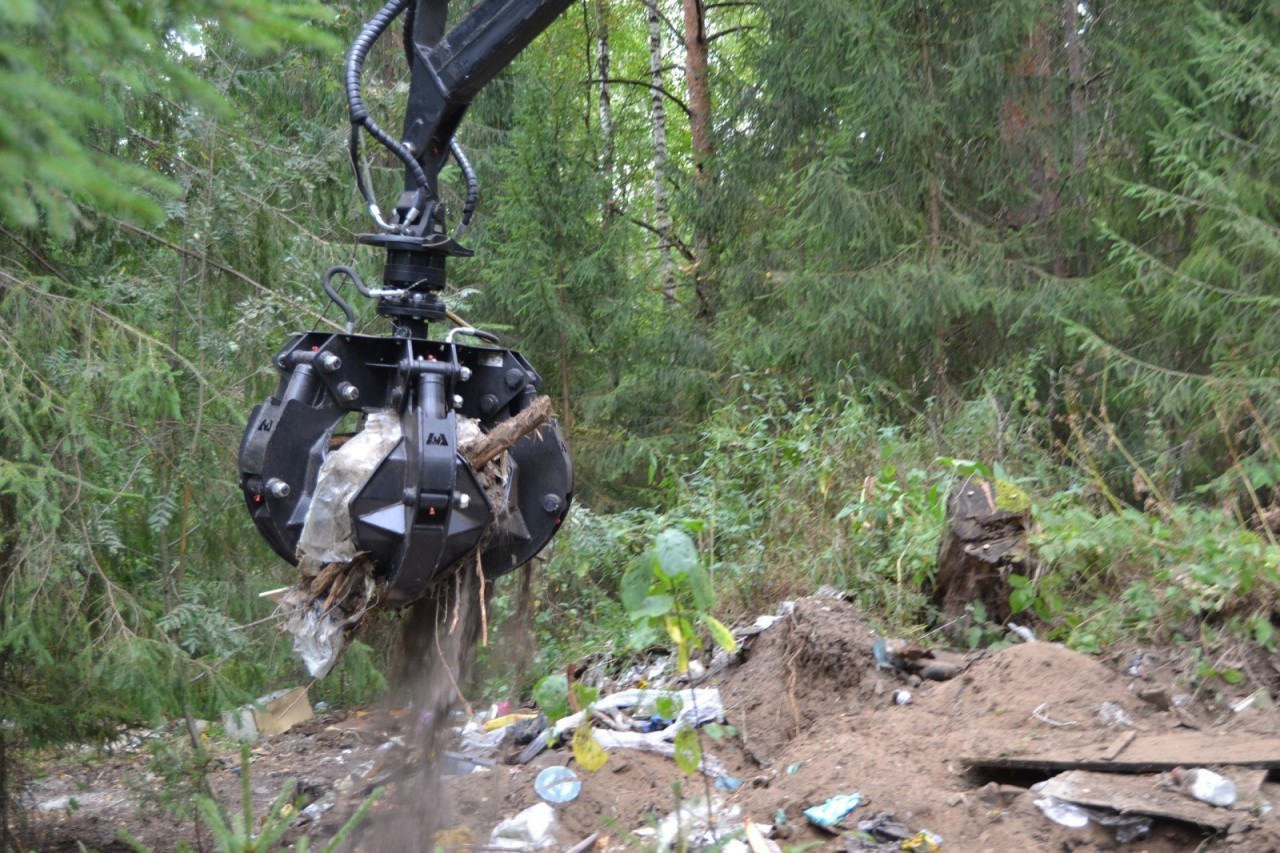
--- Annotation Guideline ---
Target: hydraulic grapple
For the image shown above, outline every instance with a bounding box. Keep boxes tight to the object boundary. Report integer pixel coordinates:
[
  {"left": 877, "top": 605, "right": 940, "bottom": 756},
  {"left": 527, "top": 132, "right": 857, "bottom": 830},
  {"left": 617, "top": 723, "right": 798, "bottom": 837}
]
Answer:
[{"left": 239, "top": 0, "right": 574, "bottom": 612}]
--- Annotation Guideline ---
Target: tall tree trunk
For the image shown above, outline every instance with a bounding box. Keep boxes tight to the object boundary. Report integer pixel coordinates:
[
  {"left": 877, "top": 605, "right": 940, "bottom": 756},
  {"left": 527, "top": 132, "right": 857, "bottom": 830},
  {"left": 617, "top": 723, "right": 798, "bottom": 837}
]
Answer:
[
  {"left": 0, "top": 497, "right": 14, "bottom": 853},
  {"left": 595, "top": 0, "right": 615, "bottom": 213},
  {"left": 1063, "top": 0, "right": 1089, "bottom": 275},
  {"left": 681, "top": 0, "right": 715, "bottom": 321},
  {"left": 1001, "top": 20, "right": 1065, "bottom": 275},
  {"left": 556, "top": 262, "right": 573, "bottom": 435},
  {"left": 917, "top": 4, "right": 941, "bottom": 253},
  {"left": 647, "top": 1, "right": 676, "bottom": 307}
]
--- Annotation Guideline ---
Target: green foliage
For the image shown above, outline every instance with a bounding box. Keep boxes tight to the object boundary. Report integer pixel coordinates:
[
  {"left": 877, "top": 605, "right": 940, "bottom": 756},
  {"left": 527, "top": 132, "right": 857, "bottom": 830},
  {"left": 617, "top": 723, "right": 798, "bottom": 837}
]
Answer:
[
  {"left": 1030, "top": 498, "right": 1280, "bottom": 653},
  {"left": 120, "top": 744, "right": 382, "bottom": 853},
  {"left": 620, "top": 528, "right": 736, "bottom": 673},
  {"left": 533, "top": 673, "right": 571, "bottom": 724},
  {"left": 0, "top": 0, "right": 337, "bottom": 236}
]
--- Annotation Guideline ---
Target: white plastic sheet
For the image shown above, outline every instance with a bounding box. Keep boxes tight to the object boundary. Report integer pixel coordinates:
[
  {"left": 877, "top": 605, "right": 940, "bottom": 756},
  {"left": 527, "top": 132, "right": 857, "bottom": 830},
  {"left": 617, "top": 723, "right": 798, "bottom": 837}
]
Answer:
[{"left": 296, "top": 409, "right": 401, "bottom": 569}]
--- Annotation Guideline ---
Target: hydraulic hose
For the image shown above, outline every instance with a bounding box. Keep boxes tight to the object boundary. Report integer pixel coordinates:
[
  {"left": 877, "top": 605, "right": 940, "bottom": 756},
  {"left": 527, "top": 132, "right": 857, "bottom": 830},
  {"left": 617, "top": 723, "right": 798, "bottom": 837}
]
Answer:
[
  {"left": 345, "top": 0, "right": 430, "bottom": 223},
  {"left": 322, "top": 266, "right": 361, "bottom": 333},
  {"left": 450, "top": 139, "right": 480, "bottom": 238}
]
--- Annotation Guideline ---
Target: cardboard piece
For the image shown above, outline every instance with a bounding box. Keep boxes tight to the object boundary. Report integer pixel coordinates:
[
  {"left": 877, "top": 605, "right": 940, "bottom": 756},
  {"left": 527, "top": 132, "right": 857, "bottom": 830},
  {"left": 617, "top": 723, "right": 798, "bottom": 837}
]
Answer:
[
  {"left": 221, "top": 686, "right": 313, "bottom": 742},
  {"left": 255, "top": 686, "right": 313, "bottom": 736},
  {"left": 962, "top": 732, "right": 1280, "bottom": 773}
]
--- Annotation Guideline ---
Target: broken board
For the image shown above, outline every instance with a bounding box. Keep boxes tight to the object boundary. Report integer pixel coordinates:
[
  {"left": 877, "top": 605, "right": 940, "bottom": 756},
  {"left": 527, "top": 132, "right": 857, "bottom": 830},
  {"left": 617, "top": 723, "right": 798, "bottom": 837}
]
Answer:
[
  {"left": 962, "top": 732, "right": 1280, "bottom": 773},
  {"left": 1036, "top": 769, "right": 1268, "bottom": 831}
]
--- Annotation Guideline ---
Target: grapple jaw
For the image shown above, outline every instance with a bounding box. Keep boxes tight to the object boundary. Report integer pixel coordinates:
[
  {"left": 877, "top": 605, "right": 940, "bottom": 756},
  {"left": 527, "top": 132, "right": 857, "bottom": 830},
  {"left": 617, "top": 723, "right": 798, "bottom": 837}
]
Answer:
[{"left": 239, "top": 331, "right": 572, "bottom": 607}]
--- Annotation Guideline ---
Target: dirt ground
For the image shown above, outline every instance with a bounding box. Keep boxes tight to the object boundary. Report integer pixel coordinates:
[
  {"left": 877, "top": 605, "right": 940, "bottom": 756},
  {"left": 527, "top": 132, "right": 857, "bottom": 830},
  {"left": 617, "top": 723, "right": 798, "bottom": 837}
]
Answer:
[{"left": 15, "top": 592, "right": 1280, "bottom": 852}]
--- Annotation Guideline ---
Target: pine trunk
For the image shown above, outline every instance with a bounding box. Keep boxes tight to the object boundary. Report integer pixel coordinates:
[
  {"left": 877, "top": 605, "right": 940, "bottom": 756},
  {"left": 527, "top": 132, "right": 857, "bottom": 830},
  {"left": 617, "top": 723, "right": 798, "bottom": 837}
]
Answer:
[
  {"left": 647, "top": 1, "right": 676, "bottom": 307},
  {"left": 917, "top": 4, "right": 941, "bottom": 253},
  {"left": 681, "top": 0, "right": 715, "bottom": 321},
  {"left": 0, "top": 497, "right": 12, "bottom": 853}
]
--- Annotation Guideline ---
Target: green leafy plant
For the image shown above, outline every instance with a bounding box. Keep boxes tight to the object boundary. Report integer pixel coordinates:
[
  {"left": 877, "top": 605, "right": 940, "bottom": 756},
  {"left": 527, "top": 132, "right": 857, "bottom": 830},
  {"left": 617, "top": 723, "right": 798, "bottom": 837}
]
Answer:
[
  {"left": 620, "top": 528, "right": 737, "bottom": 673},
  {"left": 619, "top": 528, "right": 738, "bottom": 776}
]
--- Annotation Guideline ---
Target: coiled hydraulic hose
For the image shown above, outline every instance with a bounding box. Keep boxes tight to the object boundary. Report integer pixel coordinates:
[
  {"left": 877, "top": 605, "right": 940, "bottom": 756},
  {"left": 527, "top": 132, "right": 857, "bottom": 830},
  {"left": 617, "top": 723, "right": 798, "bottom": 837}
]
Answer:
[
  {"left": 345, "top": 0, "right": 429, "bottom": 231},
  {"left": 450, "top": 139, "right": 479, "bottom": 238}
]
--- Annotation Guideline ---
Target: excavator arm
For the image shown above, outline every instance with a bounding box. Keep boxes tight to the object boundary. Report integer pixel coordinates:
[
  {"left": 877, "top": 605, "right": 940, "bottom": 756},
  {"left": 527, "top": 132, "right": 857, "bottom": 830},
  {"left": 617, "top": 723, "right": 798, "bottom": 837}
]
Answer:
[{"left": 239, "top": 0, "right": 574, "bottom": 612}]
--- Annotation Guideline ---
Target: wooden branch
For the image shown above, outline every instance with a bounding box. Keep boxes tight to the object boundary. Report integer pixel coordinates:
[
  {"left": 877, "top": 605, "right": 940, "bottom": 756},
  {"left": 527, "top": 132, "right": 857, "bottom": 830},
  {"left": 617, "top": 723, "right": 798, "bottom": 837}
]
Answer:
[
  {"left": 708, "top": 24, "right": 758, "bottom": 43},
  {"left": 465, "top": 396, "right": 554, "bottom": 470},
  {"left": 584, "top": 77, "right": 692, "bottom": 118},
  {"left": 627, "top": 216, "right": 697, "bottom": 262},
  {"left": 112, "top": 219, "right": 344, "bottom": 331}
]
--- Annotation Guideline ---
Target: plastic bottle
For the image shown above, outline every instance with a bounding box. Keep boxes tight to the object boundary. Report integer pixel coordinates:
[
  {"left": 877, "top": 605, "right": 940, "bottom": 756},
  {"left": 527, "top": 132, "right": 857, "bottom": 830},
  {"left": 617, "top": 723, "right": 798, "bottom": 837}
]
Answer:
[{"left": 1174, "top": 767, "right": 1237, "bottom": 807}]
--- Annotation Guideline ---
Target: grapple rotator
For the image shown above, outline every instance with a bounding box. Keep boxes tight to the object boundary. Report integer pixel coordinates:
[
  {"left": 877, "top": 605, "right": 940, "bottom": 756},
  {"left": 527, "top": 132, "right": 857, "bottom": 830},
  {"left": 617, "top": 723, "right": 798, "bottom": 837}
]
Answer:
[{"left": 239, "top": 0, "right": 574, "bottom": 609}]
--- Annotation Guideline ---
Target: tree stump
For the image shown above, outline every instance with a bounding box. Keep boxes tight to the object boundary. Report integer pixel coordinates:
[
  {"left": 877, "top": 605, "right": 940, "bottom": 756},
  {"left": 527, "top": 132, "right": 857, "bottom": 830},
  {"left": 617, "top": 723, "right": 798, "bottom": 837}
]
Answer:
[{"left": 930, "top": 475, "right": 1032, "bottom": 627}]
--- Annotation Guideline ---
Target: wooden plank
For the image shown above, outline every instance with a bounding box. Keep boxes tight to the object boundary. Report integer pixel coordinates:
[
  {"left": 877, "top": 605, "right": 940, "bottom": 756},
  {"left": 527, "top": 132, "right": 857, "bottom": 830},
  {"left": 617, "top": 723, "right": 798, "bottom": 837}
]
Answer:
[
  {"left": 1100, "top": 731, "right": 1136, "bottom": 762},
  {"left": 962, "top": 732, "right": 1280, "bottom": 773},
  {"left": 1036, "top": 769, "right": 1268, "bottom": 831}
]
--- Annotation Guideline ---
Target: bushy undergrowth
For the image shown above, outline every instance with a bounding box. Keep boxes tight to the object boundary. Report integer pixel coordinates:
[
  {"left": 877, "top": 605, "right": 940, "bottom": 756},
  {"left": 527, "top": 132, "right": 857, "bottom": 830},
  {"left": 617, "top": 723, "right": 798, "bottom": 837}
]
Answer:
[{"left": 534, "top": 377, "right": 1280, "bottom": 683}]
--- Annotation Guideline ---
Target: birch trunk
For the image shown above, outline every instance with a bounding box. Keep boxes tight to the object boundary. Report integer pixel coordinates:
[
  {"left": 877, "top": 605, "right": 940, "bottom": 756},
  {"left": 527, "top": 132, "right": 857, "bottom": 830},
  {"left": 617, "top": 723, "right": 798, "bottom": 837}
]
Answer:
[
  {"left": 647, "top": 1, "right": 676, "bottom": 306},
  {"left": 1063, "top": 0, "right": 1089, "bottom": 275},
  {"left": 596, "top": 0, "right": 615, "bottom": 211}
]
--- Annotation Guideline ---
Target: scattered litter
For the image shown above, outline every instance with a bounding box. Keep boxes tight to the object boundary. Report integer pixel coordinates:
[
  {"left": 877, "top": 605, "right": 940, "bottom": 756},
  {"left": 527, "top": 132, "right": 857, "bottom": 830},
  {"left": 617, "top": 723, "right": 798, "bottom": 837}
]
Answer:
[
  {"left": 1034, "top": 793, "right": 1152, "bottom": 843},
  {"left": 854, "top": 811, "right": 912, "bottom": 843},
  {"left": 1170, "top": 693, "right": 1192, "bottom": 708},
  {"left": 1007, "top": 622, "right": 1036, "bottom": 643},
  {"left": 715, "top": 775, "right": 744, "bottom": 792},
  {"left": 283, "top": 599, "right": 345, "bottom": 679},
  {"left": 900, "top": 830, "right": 943, "bottom": 852},
  {"left": 534, "top": 765, "right": 581, "bottom": 804},
  {"left": 1231, "top": 689, "right": 1273, "bottom": 715},
  {"left": 591, "top": 729, "right": 728, "bottom": 777},
  {"left": 511, "top": 713, "right": 547, "bottom": 745},
  {"left": 489, "top": 802, "right": 559, "bottom": 851},
  {"left": 743, "top": 819, "right": 782, "bottom": 853},
  {"left": 1170, "top": 767, "right": 1237, "bottom": 808},
  {"left": 1095, "top": 813, "right": 1153, "bottom": 845},
  {"left": 785, "top": 762, "right": 803, "bottom": 775},
  {"left": 518, "top": 688, "right": 725, "bottom": 767},
  {"left": 892, "top": 689, "right": 912, "bottom": 706},
  {"left": 486, "top": 712, "right": 538, "bottom": 732},
  {"left": 1097, "top": 701, "right": 1135, "bottom": 729},
  {"left": 803, "top": 792, "right": 862, "bottom": 829},
  {"left": 1126, "top": 652, "right": 1160, "bottom": 678},
  {"left": 655, "top": 796, "right": 740, "bottom": 850},
  {"left": 1034, "top": 796, "right": 1090, "bottom": 829},
  {"left": 296, "top": 791, "right": 336, "bottom": 823},
  {"left": 461, "top": 715, "right": 510, "bottom": 752},
  {"left": 966, "top": 731, "right": 1280, "bottom": 773},
  {"left": 1031, "top": 703, "right": 1076, "bottom": 728},
  {"left": 443, "top": 750, "right": 495, "bottom": 775},
  {"left": 754, "top": 614, "right": 780, "bottom": 632},
  {"left": 1136, "top": 686, "right": 1171, "bottom": 711}
]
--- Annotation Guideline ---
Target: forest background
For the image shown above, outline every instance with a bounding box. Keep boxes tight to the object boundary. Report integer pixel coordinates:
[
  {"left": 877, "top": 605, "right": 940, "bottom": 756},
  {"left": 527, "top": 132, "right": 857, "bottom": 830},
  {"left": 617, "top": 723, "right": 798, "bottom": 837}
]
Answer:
[{"left": 1, "top": 0, "right": 1278, "bottom": 818}]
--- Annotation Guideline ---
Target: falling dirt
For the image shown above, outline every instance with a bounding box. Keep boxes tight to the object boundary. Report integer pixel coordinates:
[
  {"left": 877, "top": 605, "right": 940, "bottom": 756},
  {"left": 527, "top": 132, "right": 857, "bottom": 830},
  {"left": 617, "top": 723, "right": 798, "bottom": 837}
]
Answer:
[{"left": 14, "top": 592, "right": 1280, "bottom": 852}]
